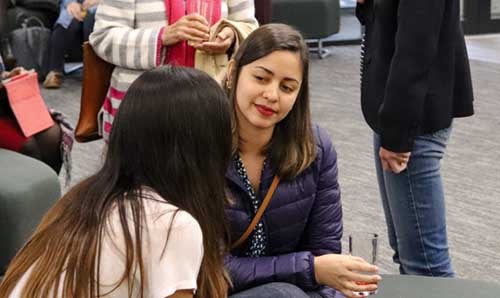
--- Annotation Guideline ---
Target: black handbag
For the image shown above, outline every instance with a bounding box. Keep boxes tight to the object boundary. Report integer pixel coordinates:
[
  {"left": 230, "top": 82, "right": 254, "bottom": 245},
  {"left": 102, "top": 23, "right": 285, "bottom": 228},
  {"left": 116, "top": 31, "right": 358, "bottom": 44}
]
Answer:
[{"left": 9, "top": 15, "right": 51, "bottom": 77}]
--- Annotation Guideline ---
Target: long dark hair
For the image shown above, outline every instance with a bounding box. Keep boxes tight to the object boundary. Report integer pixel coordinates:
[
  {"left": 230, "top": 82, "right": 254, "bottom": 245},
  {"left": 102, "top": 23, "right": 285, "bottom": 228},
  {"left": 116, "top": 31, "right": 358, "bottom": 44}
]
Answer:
[
  {"left": 0, "top": 66, "right": 232, "bottom": 298},
  {"left": 224, "top": 23, "right": 316, "bottom": 180}
]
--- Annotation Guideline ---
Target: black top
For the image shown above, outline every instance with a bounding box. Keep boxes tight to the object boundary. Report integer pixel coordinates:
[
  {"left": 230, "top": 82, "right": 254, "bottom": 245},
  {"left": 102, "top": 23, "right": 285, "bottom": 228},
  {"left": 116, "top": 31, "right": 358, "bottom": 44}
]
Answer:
[
  {"left": 233, "top": 154, "right": 268, "bottom": 258},
  {"left": 357, "top": 0, "right": 474, "bottom": 152}
]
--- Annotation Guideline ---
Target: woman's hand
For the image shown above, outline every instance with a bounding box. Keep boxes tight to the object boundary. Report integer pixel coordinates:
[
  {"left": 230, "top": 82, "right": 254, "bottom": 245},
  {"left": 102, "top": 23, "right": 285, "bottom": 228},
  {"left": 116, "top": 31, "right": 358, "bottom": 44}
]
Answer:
[
  {"left": 314, "top": 254, "right": 381, "bottom": 298},
  {"left": 67, "top": 2, "right": 84, "bottom": 21},
  {"left": 1, "top": 67, "right": 26, "bottom": 80},
  {"left": 194, "top": 26, "right": 236, "bottom": 54},
  {"left": 162, "top": 14, "right": 210, "bottom": 46},
  {"left": 379, "top": 147, "right": 411, "bottom": 174}
]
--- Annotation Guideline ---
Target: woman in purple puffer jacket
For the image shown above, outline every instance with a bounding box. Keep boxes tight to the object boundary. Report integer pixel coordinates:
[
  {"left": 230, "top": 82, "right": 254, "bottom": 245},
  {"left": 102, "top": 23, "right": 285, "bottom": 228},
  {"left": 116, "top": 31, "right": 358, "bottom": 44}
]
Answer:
[{"left": 222, "top": 24, "right": 381, "bottom": 298}]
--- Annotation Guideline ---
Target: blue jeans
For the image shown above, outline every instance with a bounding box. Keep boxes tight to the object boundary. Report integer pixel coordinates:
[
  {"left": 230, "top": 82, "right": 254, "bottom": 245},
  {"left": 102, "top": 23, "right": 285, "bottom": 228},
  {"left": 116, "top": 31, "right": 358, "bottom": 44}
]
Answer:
[
  {"left": 374, "top": 127, "right": 454, "bottom": 277},
  {"left": 229, "top": 283, "right": 323, "bottom": 298}
]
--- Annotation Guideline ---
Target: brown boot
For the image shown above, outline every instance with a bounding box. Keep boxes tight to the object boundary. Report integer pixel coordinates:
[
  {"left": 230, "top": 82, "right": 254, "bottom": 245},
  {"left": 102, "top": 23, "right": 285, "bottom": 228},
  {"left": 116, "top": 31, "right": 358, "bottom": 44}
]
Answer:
[{"left": 43, "top": 71, "right": 63, "bottom": 89}]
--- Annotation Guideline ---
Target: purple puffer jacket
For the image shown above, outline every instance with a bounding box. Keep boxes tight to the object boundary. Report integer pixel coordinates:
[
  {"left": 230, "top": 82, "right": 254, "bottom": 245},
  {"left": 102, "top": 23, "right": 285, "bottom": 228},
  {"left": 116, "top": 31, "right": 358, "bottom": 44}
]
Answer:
[{"left": 225, "top": 125, "right": 343, "bottom": 298}]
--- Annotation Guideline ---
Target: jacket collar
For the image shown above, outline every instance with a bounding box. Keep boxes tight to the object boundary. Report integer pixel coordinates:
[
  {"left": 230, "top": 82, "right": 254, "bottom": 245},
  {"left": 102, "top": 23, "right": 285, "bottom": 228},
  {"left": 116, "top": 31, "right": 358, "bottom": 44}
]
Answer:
[{"left": 225, "top": 155, "right": 276, "bottom": 192}]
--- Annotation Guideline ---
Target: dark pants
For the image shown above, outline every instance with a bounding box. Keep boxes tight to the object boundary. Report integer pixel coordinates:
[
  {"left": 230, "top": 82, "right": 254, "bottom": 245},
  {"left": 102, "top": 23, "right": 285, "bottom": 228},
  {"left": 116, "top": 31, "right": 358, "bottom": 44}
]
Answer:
[
  {"left": 255, "top": 0, "right": 272, "bottom": 24},
  {"left": 229, "top": 283, "right": 323, "bottom": 298},
  {"left": 47, "top": 13, "right": 95, "bottom": 73}
]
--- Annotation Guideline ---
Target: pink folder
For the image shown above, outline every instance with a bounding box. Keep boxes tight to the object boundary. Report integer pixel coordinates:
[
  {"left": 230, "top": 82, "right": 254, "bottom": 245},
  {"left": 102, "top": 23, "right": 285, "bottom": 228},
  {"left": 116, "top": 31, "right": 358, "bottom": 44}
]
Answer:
[{"left": 3, "top": 72, "right": 54, "bottom": 137}]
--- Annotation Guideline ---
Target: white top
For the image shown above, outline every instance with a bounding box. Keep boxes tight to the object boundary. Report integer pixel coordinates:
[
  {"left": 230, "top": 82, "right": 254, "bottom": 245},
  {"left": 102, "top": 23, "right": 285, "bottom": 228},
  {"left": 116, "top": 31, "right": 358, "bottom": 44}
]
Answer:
[{"left": 9, "top": 191, "right": 204, "bottom": 298}]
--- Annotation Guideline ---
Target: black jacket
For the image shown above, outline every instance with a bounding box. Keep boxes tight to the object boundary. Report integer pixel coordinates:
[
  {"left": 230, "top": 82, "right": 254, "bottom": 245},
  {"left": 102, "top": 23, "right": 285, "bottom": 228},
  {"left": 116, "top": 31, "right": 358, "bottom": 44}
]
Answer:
[{"left": 357, "top": 0, "right": 474, "bottom": 152}]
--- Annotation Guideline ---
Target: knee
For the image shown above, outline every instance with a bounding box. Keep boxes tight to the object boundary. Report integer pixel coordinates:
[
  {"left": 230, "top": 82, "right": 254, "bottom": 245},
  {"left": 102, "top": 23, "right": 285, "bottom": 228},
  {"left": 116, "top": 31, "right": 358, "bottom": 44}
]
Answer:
[
  {"left": 258, "top": 282, "right": 309, "bottom": 298},
  {"left": 19, "top": 137, "right": 41, "bottom": 159}
]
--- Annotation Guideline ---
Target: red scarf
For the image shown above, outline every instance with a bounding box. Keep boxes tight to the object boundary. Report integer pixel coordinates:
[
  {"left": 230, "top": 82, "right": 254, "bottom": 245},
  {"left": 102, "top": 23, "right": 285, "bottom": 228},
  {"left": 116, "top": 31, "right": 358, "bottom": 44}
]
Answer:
[{"left": 165, "top": 0, "right": 222, "bottom": 67}]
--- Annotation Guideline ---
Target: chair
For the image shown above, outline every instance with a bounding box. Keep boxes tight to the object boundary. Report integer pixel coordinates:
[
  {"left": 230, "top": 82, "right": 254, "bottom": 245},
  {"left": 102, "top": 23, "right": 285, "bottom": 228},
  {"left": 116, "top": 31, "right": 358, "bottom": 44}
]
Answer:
[
  {"left": 271, "top": 0, "right": 341, "bottom": 58},
  {"left": 0, "top": 149, "right": 61, "bottom": 275}
]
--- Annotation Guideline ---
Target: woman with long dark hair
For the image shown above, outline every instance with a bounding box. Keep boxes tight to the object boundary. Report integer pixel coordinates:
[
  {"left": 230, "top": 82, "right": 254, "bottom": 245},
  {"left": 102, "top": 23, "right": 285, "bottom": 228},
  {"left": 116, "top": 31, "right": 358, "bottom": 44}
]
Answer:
[
  {"left": 223, "top": 24, "right": 381, "bottom": 298},
  {"left": 0, "top": 66, "right": 232, "bottom": 298}
]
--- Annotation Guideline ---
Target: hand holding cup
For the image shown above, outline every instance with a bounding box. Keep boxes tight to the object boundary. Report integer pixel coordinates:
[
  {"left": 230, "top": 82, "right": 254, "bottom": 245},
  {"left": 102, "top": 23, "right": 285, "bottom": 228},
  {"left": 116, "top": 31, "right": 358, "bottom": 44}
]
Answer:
[{"left": 162, "top": 14, "right": 210, "bottom": 46}]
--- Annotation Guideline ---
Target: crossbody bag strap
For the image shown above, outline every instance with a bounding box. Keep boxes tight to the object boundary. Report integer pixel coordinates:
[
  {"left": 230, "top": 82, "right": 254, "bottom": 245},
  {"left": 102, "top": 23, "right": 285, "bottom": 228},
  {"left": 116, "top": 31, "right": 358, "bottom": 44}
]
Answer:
[{"left": 230, "top": 175, "right": 280, "bottom": 250}]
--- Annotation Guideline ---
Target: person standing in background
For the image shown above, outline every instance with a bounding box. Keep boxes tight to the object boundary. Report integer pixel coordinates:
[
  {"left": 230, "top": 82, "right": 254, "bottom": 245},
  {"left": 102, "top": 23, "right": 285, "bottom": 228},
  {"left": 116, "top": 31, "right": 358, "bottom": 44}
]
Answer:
[
  {"left": 356, "top": 0, "right": 474, "bottom": 276},
  {"left": 43, "top": 0, "right": 101, "bottom": 88},
  {"left": 89, "top": 0, "right": 257, "bottom": 140}
]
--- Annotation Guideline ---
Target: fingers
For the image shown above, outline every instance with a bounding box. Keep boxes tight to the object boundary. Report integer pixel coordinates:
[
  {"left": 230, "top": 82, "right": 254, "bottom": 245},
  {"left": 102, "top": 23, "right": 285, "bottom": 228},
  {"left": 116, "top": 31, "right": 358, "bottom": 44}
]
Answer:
[
  {"left": 347, "top": 260, "right": 378, "bottom": 273},
  {"left": 216, "top": 31, "right": 230, "bottom": 41},
  {"left": 2, "top": 67, "right": 27, "bottom": 80},
  {"left": 196, "top": 39, "right": 231, "bottom": 54},
  {"left": 386, "top": 158, "right": 407, "bottom": 174},
  {"left": 399, "top": 152, "right": 411, "bottom": 158},
  {"left": 185, "top": 13, "right": 210, "bottom": 27},
  {"left": 216, "top": 27, "right": 235, "bottom": 42},
  {"left": 339, "top": 281, "right": 379, "bottom": 298},
  {"left": 180, "top": 26, "right": 210, "bottom": 43},
  {"left": 381, "top": 158, "right": 390, "bottom": 171},
  {"left": 9, "top": 67, "right": 25, "bottom": 77},
  {"left": 394, "top": 154, "right": 409, "bottom": 164},
  {"left": 340, "top": 275, "right": 380, "bottom": 298},
  {"left": 71, "top": 8, "right": 84, "bottom": 21},
  {"left": 67, "top": 3, "right": 83, "bottom": 21},
  {"left": 75, "top": 13, "right": 84, "bottom": 22},
  {"left": 175, "top": 15, "right": 210, "bottom": 42},
  {"left": 350, "top": 272, "right": 381, "bottom": 285},
  {"left": 350, "top": 281, "right": 379, "bottom": 293},
  {"left": 379, "top": 148, "right": 411, "bottom": 174}
]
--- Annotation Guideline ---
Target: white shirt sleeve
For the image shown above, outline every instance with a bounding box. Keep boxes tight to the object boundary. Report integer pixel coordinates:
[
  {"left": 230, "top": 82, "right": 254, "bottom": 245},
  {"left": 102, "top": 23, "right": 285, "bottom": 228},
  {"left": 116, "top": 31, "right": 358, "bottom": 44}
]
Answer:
[{"left": 144, "top": 207, "right": 204, "bottom": 298}]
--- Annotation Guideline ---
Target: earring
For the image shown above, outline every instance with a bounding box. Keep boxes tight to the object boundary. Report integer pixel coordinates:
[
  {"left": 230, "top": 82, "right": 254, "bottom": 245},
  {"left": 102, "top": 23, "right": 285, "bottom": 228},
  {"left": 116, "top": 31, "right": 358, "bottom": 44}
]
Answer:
[{"left": 226, "top": 79, "right": 232, "bottom": 90}]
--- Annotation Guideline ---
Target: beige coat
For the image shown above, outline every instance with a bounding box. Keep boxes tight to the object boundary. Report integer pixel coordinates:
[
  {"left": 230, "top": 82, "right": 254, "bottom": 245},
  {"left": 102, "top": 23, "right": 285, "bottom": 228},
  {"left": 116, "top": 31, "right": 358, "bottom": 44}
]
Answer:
[{"left": 195, "top": 18, "right": 257, "bottom": 83}]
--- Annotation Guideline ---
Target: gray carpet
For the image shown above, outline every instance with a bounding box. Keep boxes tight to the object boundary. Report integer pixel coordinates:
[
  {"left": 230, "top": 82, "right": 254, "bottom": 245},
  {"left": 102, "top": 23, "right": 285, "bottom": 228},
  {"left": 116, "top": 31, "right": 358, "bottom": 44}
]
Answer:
[{"left": 40, "top": 44, "right": 500, "bottom": 281}]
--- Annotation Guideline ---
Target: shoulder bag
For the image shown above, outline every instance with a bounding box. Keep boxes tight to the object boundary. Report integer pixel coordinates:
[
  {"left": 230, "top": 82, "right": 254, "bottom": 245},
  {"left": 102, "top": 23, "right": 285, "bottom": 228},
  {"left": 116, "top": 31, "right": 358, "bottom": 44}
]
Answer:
[
  {"left": 230, "top": 175, "right": 280, "bottom": 250},
  {"left": 75, "top": 42, "right": 114, "bottom": 142}
]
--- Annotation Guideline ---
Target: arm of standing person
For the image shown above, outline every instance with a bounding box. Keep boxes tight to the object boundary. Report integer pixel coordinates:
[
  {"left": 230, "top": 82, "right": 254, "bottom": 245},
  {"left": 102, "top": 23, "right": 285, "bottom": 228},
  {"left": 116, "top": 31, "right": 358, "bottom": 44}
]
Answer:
[
  {"left": 378, "top": 0, "right": 446, "bottom": 153},
  {"left": 89, "top": 0, "right": 166, "bottom": 69},
  {"left": 89, "top": 0, "right": 209, "bottom": 70}
]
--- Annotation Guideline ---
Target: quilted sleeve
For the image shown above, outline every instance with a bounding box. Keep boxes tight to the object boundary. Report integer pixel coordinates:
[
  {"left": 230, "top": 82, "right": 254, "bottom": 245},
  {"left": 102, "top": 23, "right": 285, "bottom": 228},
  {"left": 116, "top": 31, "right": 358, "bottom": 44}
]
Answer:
[
  {"left": 225, "top": 251, "right": 319, "bottom": 293},
  {"left": 299, "top": 125, "right": 342, "bottom": 255}
]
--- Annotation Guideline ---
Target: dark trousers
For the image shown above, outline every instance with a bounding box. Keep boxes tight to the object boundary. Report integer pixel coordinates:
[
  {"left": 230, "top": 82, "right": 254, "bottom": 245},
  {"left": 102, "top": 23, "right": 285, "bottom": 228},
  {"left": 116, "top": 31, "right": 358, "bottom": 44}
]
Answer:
[
  {"left": 47, "top": 13, "right": 95, "bottom": 73},
  {"left": 229, "top": 283, "right": 323, "bottom": 298},
  {"left": 255, "top": 0, "right": 272, "bottom": 24}
]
